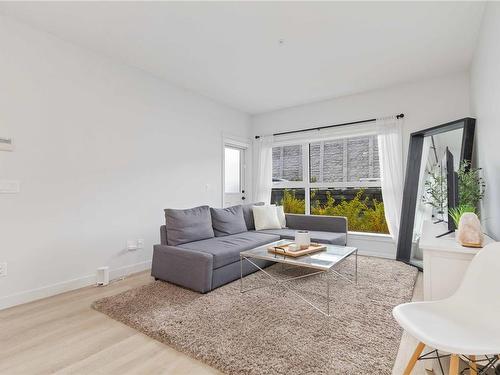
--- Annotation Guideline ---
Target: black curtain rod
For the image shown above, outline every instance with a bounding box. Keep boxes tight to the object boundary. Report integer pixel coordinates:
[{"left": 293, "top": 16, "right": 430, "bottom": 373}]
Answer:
[{"left": 254, "top": 113, "right": 404, "bottom": 139}]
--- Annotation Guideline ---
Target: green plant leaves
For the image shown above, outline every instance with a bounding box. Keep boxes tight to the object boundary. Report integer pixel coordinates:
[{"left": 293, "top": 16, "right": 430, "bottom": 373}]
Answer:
[
  {"left": 281, "top": 189, "right": 389, "bottom": 234},
  {"left": 458, "top": 160, "right": 485, "bottom": 208},
  {"left": 448, "top": 204, "right": 476, "bottom": 227}
]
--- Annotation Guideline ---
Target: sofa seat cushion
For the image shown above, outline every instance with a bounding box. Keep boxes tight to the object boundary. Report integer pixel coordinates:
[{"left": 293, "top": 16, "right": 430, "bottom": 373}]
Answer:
[
  {"left": 255, "top": 229, "right": 346, "bottom": 246},
  {"left": 177, "top": 232, "right": 280, "bottom": 269}
]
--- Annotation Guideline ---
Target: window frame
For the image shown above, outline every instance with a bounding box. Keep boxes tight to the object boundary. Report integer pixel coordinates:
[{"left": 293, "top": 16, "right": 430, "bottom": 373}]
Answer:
[{"left": 272, "top": 134, "right": 382, "bottom": 215}]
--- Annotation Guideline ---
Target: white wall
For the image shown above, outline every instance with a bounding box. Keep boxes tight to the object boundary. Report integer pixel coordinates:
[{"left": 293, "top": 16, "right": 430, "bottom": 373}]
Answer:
[
  {"left": 470, "top": 2, "right": 500, "bottom": 241},
  {"left": 252, "top": 73, "right": 471, "bottom": 256},
  {"left": 0, "top": 16, "right": 250, "bottom": 309},
  {"left": 252, "top": 73, "right": 471, "bottom": 158}
]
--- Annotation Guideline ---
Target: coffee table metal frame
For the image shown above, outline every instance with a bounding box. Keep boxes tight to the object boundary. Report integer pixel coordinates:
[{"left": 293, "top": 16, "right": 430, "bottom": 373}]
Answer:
[{"left": 240, "top": 240, "right": 358, "bottom": 317}]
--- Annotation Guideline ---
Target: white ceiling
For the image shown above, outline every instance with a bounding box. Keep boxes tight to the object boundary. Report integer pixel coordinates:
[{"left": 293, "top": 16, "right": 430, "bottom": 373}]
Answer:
[{"left": 0, "top": 2, "right": 485, "bottom": 114}]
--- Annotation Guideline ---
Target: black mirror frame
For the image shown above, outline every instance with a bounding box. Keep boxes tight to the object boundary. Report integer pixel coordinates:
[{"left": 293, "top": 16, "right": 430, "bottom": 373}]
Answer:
[{"left": 396, "top": 117, "right": 476, "bottom": 266}]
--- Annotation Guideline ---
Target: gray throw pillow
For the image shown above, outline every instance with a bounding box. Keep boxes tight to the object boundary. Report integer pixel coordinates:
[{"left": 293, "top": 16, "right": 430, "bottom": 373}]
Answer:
[
  {"left": 210, "top": 205, "right": 248, "bottom": 237},
  {"left": 165, "top": 205, "right": 214, "bottom": 246},
  {"left": 241, "top": 202, "right": 264, "bottom": 230}
]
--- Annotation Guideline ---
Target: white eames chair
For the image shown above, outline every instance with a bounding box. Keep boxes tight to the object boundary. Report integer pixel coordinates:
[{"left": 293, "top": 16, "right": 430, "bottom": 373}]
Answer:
[{"left": 393, "top": 242, "right": 500, "bottom": 375}]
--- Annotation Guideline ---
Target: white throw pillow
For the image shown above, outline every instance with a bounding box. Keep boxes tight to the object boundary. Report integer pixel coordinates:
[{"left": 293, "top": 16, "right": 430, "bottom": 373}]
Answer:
[
  {"left": 253, "top": 205, "right": 282, "bottom": 231},
  {"left": 276, "top": 205, "right": 287, "bottom": 228}
]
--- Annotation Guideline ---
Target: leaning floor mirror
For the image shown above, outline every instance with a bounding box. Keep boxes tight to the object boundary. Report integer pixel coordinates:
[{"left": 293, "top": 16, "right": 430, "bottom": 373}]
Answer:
[{"left": 396, "top": 118, "right": 475, "bottom": 268}]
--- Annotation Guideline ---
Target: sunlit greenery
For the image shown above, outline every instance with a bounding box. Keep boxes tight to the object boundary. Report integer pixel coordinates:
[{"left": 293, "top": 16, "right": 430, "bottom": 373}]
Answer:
[
  {"left": 448, "top": 204, "right": 476, "bottom": 228},
  {"left": 280, "top": 189, "right": 306, "bottom": 214},
  {"left": 457, "top": 160, "right": 485, "bottom": 209},
  {"left": 279, "top": 189, "right": 389, "bottom": 234}
]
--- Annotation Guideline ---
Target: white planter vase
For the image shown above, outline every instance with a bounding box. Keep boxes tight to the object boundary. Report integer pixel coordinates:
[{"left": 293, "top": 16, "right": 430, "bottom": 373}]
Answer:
[{"left": 295, "top": 230, "right": 311, "bottom": 250}]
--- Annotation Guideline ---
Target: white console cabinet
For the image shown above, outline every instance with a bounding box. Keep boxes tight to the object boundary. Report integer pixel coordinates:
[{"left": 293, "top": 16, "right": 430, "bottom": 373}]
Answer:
[{"left": 420, "top": 220, "right": 495, "bottom": 301}]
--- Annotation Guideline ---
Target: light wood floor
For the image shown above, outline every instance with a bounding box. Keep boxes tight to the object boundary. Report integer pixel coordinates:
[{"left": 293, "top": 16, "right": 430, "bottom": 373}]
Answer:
[{"left": 1, "top": 270, "right": 426, "bottom": 375}]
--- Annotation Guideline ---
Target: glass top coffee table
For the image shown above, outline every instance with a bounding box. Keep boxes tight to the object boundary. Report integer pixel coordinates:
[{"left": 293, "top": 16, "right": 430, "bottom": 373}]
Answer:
[{"left": 240, "top": 240, "right": 358, "bottom": 317}]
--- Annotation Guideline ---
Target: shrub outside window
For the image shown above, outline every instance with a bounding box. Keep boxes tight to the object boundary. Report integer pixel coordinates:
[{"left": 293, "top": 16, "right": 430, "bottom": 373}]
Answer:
[{"left": 270, "top": 136, "right": 388, "bottom": 234}]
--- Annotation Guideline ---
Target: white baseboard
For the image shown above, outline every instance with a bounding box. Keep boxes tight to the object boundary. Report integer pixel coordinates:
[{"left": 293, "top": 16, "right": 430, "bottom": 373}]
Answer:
[
  {"left": 0, "top": 260, "right": 151, "bottom": 311},
  {"left": 109, "top": 261, "right": 152, "bottom": 281},
  {"left": 0, "top": 234, "right": 395, "bottom": 311},
  {"left": 347, "top": 232, "right": 396, "bottom": 259}
]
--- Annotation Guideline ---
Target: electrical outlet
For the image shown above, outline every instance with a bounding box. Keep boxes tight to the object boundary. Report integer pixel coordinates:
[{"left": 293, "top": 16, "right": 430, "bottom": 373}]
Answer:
[
  {"left": 0, "top": 137, "right": 13, "bottom": 151},
  {"left": 137, "top": 239, "right": 144, "bottom": 249},
  {"left": 0, "top": 180, "right": 20, "bottom": 194},
  {"left": 0, "top": 262, "right": 7, "bottom": 277}
]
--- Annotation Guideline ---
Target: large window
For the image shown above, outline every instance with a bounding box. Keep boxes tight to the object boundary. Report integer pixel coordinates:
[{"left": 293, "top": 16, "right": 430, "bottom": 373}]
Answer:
[
  {"left": 271, "top": 135, "right": 388, "bottom": 234},
  {"left": 272, "top": 145, "right": 303, "bottom": 182}
]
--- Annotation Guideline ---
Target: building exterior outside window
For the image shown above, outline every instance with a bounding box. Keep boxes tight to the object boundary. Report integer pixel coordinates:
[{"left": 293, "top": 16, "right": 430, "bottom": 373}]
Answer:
[{"left": 271, "top": 135, "right": 388, "bottom": 234}]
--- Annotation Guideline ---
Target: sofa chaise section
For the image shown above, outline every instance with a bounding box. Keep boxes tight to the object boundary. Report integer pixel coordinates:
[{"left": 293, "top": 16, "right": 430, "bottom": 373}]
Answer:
[
  {"left": 256, "top": 228, "right": 346, "bottom": 245},
  {"left": 256, "top": 213, "right": 348, "bottom": 246}
]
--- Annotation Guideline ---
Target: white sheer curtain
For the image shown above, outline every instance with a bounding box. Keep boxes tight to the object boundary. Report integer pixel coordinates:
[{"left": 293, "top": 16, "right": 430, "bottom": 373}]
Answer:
[
  {"left": 253, "top": 135, "right": 273, "bottom": 204},
  {"left": 377, "top": 117, "right": 404, "bottom": 242}
]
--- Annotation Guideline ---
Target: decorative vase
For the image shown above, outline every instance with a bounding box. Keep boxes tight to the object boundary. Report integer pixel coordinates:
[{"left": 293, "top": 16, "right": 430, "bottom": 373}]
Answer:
[
  {"left": 295, "top": 230, "right": 311, "bottom": 250},
  {"left": 456, "top": 212, "right": 483, "bottom": 248}
]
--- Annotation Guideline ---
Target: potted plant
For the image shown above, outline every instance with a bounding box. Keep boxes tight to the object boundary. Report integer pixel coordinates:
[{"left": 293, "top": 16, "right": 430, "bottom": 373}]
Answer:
[
  {"left": 448, "top": 204, "right": 476, "bottom": 228},
  {"left": 450, "top": 161, "right": 486, "bottom": 235},
  {"left": 457, "top": 160, "right": 485, "bottom": 209}
]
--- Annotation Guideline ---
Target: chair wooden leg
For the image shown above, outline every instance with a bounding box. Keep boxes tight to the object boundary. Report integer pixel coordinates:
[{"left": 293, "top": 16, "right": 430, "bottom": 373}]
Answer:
[
  {"left": 469, "top": 355, "right": 477, "bottom": 375},
  {"left": 403, "top": 342, "right": 426, "bottom": 375},
  {"left": 449, "top": 354, "right": 459, "bottom": 375}
]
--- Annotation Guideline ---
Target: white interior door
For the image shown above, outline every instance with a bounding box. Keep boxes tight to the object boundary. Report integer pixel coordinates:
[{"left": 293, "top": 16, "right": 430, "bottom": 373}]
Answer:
[{"left": 224, "top": 145, "right": 247, "bottom": 207}]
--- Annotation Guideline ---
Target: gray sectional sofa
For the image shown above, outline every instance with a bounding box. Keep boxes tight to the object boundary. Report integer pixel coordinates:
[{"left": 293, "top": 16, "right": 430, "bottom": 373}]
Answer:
[{"left": 151, "top": 203, "right": 347, "bottom": 293}]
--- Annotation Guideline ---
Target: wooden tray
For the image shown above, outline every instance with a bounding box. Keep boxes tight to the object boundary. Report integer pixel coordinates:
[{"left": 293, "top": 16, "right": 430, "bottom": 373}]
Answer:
[{"left": 267, "top": 242, "right": 327, "bottom": 257}]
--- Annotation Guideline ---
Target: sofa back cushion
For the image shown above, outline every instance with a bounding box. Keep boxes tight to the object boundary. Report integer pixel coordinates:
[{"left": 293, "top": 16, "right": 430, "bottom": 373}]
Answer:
[
  {"left": 164, "top": 205, "right": 214, "bottom": 246},
  {"left": 241, "top": 202, "right": 264, "bottom": 230},
  {"left": 210, "top": 205, "right": 248, "bottom": 237},
  {"left": 285, "top": 213, "right": 348, "bottom": 233}
]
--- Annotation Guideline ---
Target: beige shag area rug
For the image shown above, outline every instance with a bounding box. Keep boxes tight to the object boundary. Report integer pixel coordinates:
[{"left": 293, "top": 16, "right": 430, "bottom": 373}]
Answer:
[{"left": 93, "top": 256, "right": 417, "bottom": 375}]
